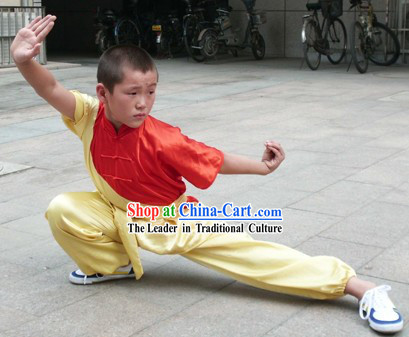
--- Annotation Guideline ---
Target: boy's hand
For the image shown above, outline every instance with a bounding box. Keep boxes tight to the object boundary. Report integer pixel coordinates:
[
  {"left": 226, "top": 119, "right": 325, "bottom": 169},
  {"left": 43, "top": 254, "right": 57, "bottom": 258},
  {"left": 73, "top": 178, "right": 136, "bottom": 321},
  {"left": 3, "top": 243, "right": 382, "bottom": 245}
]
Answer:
[
  {"left": 262, "top": 140, "right": 285, "bottom": 173},
  {"left": 11, "top": 15, "right": 56, "bottom": 65}
]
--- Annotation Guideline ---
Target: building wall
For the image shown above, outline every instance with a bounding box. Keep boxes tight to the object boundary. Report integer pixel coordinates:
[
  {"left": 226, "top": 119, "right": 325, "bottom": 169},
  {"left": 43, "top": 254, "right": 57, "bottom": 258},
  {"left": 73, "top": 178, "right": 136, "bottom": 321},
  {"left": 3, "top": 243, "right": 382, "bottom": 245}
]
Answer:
[
  {"left": 229, "top": 0, "right": 390, "bottom": 57},
  {"left": 42, "top": 0, "right": 119, "bottom": 52},
  {"left": 0, "top": 0, "right": 397, "bottom": 57},
  {"left": 0, "top": 0, "right": 20, "bottom": 5}
]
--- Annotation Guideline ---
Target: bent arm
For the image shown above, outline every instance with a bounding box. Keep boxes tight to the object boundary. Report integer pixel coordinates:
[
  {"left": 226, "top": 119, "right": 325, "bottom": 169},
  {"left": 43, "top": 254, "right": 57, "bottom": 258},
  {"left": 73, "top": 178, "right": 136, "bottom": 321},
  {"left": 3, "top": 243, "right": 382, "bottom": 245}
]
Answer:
[
  {"left": 11, "top": 15, "right": 75, "bottom": 120},
  {"left": 220, "top": 152, "right": 270, "bottom": 175},
  {"left": 219, "top": 141, "right": 285, "bottom": 176},
  {"left": 16, "top": 59, "right": 75, "bottom": 120}
]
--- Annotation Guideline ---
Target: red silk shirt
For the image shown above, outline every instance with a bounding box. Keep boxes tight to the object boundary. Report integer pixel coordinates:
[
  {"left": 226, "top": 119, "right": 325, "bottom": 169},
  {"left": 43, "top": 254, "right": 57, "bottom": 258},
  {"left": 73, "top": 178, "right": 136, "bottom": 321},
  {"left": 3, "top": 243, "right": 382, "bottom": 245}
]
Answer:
[{"left": 90, "top": 102, "right": 224, "bottom": 206}]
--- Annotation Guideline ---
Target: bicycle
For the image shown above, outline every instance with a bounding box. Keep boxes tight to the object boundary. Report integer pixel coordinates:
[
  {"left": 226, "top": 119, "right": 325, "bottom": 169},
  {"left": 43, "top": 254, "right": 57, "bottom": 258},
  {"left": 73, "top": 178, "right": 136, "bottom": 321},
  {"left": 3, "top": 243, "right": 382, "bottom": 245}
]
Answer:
[
  {"left": 349, "top": 0, "right": 400, "bottom": 73},
  {"left": 183, "top": 0, "right": 215, "bottom": 62},
  {"left": 301, "top": 0, "right": 347, "bottom": 70},
  {"left": 152, "top": 1, "right": 186, "bottom": 58},
  {"left": 114, "top": 14, "right": 142, "bottom": 47},
  {"left": 94, "top": 8, "right": 118, "bottom": 53},
  {"left": 197, "top": 0, "right": 266, "bottom": 61}
]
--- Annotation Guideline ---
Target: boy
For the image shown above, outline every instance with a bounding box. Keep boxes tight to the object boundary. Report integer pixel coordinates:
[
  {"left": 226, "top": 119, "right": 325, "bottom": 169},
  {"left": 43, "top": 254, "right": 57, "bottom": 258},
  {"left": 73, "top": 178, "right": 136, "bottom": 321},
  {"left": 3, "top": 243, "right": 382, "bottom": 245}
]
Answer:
[{"left": 10, "top": 15, "right": 403, "bottom": 334}]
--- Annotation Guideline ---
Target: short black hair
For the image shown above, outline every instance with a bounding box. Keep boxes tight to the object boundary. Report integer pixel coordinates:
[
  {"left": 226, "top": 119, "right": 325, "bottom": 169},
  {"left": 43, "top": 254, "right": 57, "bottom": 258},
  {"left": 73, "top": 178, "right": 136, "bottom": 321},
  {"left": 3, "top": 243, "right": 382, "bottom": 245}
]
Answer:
[{"left": 97, "top": 44, "right": 157, "bottom": 93}]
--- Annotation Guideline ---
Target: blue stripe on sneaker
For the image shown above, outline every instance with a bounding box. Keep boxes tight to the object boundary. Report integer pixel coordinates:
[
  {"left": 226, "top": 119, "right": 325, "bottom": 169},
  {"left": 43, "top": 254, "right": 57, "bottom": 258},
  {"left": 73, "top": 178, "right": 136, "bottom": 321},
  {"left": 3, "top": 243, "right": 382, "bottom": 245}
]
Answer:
[
  {"left": 71, "top": 271, "right": 98, "bottom": 279},
  {"left": 369, "top": 309, "right": 403, "bottom": 325}
]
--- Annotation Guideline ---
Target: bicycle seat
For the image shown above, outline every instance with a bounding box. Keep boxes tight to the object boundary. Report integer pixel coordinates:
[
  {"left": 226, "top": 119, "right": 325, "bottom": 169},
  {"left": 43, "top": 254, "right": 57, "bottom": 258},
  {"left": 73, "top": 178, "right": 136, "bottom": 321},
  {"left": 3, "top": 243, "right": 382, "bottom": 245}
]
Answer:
[
  {"left": 216, "top": 8, "right": 230, "bottom": 15},
  {"left": 306, "top": 2, "right": 321, "bottom": 11}
]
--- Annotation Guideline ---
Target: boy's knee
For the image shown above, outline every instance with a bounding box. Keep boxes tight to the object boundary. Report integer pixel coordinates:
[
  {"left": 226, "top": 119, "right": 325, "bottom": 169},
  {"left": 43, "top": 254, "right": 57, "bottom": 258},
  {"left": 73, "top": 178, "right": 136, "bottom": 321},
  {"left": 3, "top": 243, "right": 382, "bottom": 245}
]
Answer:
[{"left": 45, "top": 193, "right": 75, "bottom": 230}]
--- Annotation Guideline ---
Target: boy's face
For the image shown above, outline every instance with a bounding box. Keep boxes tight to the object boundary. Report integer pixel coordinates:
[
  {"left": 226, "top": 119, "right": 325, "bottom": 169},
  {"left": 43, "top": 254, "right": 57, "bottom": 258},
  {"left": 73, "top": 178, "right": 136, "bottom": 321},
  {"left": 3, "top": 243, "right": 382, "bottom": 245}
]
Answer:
[{"left": 101, "top": 67, "right": 157, "bottom": 130}]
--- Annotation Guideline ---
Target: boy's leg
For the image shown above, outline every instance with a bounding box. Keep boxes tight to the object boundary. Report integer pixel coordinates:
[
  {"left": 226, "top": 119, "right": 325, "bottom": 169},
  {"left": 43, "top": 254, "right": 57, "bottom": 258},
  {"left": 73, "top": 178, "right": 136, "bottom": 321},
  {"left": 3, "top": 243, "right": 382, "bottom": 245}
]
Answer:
[
  {"left": 181, "top": 232, "right": 355, "bottom": 300},
  {"left": 46, "top": 192, "right": 130, "bottom": 276}
]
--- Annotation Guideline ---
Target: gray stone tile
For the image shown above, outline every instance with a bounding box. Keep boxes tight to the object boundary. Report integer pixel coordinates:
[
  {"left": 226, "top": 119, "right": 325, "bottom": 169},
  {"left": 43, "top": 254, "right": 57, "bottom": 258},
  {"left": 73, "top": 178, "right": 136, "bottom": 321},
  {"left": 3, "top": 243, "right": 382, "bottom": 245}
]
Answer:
[
  {"left": 0, "top": 305, "right": 38, "bottom": 333},
  {"left": 0, "top": 124, "right": 47, "bottom": 144},
  {"left": 347, "top": 149, "right": 409, "bottom": 187},
  {"left": 0, "top": 161, "right": 32, "bottom": 176},
  {"left": 2, "top": 213, "right": 52, "bottom": 238},
  {"left": 0, "top": 237, "right": 72, "bottom": 271},
  {"left": 0, "top": 226, "right": 39, "bottom": 253},
  {"left": 250, "top": 207, "right": 342, "bottom": 247},
  {"left": 0, "top": 199, "right": 42, "bottom": 224},
  {"left": 0, "top": 261, "right": 40, "bottom": 288},
  {"left": 297, "top": 135, "right": 375, "bottom": 154},
  {"left": 296, "top": 236, "right": 384, "bottom": 271},
  {"left": 359, "top": 234, "right": 409, "bottom": 283},
  {"left": 1, "top": 285, "right": 170, "bottom": 337},
  {"left": 264, "top": 164, "right": 358, "bottom": 193},
  {"left": 0, "top": 104, "right": 56, "bottom": 127},
  {"left": 0, "top": 264, "right": 110, "bottom": 317},
  {"left": 263, "top": 296, "right": 374, "bottom": 337},
  {"left": 320, "top": 201, "right": 409, "bottom": 248},
  {"left": 366, "top": 131, "right": 409, "bottom": 149},
  {"left": 378, "top": 182, "right": 409, "bottom": 207},
  {"left": 124, "top": 257, "right": 234, "bottom": 311},
  {"left": 289, "top": 181, "right": 392, "bottom": 217},
  {"left": 131, "top": 282, "right": 311, "bottom": 337},
  {"left": 320, "top": 146, "right": 401, "bottom": 169},
  {"left": 15, "top": 116, "right": 67, "bottom": 133}
]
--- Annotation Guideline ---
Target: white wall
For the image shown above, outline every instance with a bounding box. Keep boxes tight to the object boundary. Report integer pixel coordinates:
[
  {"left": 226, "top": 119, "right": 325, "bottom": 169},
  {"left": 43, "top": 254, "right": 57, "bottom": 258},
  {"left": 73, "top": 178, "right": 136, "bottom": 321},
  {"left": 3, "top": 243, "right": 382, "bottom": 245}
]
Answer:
[{"left": 0, "top": 0, "right": 21, "bottom": 5}]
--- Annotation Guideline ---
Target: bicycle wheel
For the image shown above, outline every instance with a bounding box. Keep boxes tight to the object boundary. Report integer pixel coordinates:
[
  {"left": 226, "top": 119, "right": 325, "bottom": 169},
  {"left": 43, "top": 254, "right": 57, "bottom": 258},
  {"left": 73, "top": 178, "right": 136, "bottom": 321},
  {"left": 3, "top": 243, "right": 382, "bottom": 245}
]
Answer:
[
  {"left": 369, "top": 22, "right": 400, "bottom": 66},
  {"left": 327, "top": 18, "right": 347, "bottom": 64},
  {"left": 350, "top": 21, "right": 368, "bottom": 74},
  {"left": 199, "top": 28, "right": 219, "bottom": 60},
  {"left": 251, "top": 31, "right": 265, "bottom": 60},
  {"left": 96, "top": 30, "right": 114, "bottom": 54},
  {"left": 302, "top": 19, "right": 321, "bottom": 70},
  {"left": 115, "top": 19, "right": 141, "bottom": 46},
  {"left": 183, "top": 16, "right": 205, "bottom": 62}
]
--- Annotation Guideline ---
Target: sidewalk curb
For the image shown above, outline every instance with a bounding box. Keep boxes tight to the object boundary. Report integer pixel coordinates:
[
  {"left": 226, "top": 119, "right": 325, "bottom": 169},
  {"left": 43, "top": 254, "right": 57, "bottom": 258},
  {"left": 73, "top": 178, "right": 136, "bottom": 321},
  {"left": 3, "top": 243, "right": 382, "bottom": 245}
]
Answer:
[{"left": 0, "top": 61, "right": 82, "bottom": 74}]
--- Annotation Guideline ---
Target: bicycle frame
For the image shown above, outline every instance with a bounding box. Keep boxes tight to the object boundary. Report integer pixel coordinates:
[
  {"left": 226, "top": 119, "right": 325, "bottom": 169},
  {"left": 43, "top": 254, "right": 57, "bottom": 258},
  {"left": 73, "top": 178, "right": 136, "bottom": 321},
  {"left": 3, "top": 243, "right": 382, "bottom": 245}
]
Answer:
[
  {"left": 355, "top": 0, "right": 374, "bottom": 39},
  {"left": 302, "top": 10, "right": 331, "bottom": 44},
  {"left": 239, "top": 11, "right": 263, "bottom": 48},
  {"left": 208, "top": 7, "right": 264, "bottom": 49}
]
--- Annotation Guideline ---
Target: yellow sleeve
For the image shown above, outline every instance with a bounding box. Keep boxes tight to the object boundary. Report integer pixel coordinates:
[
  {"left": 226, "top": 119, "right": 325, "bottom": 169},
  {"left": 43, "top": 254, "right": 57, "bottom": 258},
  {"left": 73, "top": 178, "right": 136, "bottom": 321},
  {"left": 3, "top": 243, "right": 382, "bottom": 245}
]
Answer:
[{"left": 61, "top": 90, "right": 99, "bottom": 139}]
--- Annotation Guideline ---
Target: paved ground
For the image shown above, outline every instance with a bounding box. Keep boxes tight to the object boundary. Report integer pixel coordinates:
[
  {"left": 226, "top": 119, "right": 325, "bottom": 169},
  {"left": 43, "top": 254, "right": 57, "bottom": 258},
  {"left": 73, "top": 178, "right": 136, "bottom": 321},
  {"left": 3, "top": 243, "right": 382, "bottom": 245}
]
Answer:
[{"left": 1, "top": 54, "right": 409, "bottom": 337}]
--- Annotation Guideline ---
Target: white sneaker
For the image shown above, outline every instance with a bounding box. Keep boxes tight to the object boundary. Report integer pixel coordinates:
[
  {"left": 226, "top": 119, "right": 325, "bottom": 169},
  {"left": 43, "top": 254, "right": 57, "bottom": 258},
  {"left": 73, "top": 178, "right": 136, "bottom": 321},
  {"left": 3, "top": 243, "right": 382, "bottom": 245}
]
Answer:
[
  {"left": 359, "top": 285, "right": 404, "bottom": 333},
  {"left": 69, "top": 264, "right": 134, "bottom": 285}
]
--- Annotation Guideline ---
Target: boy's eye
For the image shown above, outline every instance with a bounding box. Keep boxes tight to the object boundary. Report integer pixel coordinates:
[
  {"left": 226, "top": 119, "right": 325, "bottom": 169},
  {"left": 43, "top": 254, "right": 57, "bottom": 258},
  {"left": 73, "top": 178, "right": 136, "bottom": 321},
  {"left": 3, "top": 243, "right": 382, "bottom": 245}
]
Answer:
[
  {"left": 128, "top": 92, "right": 137, "bottom": 96},
  {"left": 149, "top": 91, "right": 155, "bottom": 95}
]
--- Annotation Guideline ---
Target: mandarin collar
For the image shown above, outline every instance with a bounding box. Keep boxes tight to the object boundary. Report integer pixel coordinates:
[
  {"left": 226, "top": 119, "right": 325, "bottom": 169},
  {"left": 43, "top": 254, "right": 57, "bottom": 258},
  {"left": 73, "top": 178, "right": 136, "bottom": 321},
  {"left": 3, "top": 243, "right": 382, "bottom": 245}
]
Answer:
[{"left": 101, "top": 107, "right": 144, "bottom": 138}]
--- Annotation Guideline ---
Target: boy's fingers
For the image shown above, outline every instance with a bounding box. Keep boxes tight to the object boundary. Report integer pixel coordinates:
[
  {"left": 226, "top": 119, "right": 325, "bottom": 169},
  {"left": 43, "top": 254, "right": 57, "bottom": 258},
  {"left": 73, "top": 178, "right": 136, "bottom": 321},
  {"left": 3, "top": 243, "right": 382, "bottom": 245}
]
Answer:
[
  {"left": 33, "top": 15, "right": 55, "bottom": 34},
  {"left": 27, "top": 16, "right": 41, "bottom": 29},
  {"left": 36, "top": 21, "right": 55, "bottom": 42},
  {"left": 267, "top": 143, "right": 284, "bottom": 155},
  {"left": 268, "top": 146, "right": 284, "bottom": 161},
  {"left": 268, "top": 142, "right": 285, "bottom": 156},
  {"left": 265, "top": 140, "right": 283, "bottom": 150},
  {"left": 31, "top": 14, "right": 51, "bottom": 31},
  {"left": 34, "top": 15, "right": 55, "bottom": 37},
  {"left": 32, "top": 43, "right": 41, "bottom": 56}
]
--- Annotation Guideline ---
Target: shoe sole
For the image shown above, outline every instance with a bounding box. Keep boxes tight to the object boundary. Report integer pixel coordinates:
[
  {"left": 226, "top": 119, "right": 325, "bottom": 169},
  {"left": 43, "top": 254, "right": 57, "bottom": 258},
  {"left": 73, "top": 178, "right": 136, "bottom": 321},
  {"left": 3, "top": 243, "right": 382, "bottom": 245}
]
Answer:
[
  {"left": 369, "top": 320, "right": 404, "bottom": 333},
  {"left": 69, "top": 273, "right": 135, "bottom": 285}
]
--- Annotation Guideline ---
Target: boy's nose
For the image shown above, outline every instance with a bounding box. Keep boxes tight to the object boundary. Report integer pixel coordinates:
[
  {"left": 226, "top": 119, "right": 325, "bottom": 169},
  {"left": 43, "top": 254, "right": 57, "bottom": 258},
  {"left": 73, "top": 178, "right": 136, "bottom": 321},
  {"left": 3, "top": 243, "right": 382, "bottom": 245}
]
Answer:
[{"left": 136, "top": 98, "right": 147, "bottom": 109}]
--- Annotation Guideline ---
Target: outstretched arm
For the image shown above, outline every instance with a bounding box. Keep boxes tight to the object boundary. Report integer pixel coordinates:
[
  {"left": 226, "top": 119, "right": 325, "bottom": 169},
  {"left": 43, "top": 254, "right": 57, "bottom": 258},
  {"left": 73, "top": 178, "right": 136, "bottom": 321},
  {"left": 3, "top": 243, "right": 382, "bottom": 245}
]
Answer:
[
  {"left": 10, "top": 15, "right": 75, "bottom": 120},
  {"left": 220, "top": 141, "right": 285, "bottom": 175}
]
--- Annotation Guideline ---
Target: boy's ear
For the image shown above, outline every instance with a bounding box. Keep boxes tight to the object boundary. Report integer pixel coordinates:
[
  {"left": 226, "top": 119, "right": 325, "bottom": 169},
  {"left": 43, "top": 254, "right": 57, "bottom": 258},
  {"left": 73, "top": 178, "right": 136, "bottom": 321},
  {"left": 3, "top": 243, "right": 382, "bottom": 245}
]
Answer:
[{"left": 96, "top": 83, "right": 108, "bottom": 103}]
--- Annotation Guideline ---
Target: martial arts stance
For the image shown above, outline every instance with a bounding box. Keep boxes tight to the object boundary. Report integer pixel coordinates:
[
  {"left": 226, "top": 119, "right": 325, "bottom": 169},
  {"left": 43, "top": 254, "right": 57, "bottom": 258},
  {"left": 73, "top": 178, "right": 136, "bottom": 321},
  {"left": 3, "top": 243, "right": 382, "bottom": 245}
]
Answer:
[{"left": 10, "top": 15, "right": 403, "bottom": 334}]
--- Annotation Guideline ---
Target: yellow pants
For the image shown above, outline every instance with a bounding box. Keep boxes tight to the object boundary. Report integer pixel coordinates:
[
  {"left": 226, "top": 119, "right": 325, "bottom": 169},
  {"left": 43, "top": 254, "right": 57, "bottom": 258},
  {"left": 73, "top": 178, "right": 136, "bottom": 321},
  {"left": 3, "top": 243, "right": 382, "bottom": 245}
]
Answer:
[{"left": 45, "top": 192, "right": 356, "bottom": 300}]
